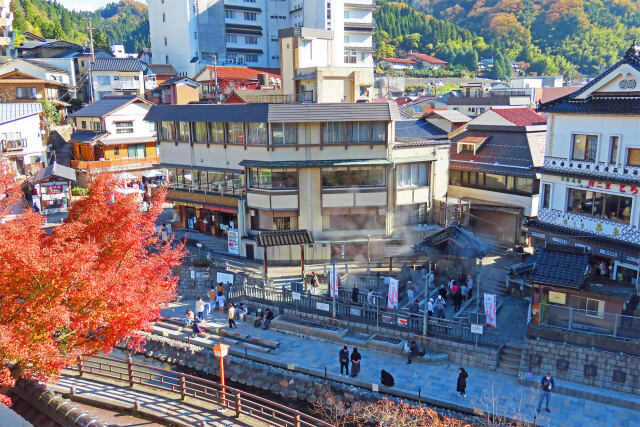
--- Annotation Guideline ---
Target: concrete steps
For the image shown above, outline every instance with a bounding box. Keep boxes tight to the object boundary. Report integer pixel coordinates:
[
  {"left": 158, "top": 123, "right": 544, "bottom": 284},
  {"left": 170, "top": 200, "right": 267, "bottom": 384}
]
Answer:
[{"left": 497, "top": 341, "right": 524, "bottom": 377}]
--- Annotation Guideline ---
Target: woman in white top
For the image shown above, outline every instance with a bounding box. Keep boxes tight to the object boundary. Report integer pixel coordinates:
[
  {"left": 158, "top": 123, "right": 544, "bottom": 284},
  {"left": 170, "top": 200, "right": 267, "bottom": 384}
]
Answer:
[{"left": 195, "top": 297, "right": 206, "bottom": 321}]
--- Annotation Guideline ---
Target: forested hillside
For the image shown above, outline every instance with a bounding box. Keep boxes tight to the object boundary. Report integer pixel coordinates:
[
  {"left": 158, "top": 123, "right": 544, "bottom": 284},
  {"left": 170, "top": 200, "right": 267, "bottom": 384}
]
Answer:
[
  {"left": 10, "top": 0, "right": 149, "bottom": 53},
  {"left": 378, "top": 0, "right": 640, "bottom": 77}
]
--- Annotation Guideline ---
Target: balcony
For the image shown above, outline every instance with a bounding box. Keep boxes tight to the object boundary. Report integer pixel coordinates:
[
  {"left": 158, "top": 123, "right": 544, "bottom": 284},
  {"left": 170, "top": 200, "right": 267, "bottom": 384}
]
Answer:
[
  {"left": 542, "top": 156, "right": 640, "bottom": 182},
  {"left": 537, "top": 207, "right": 640, "bottom": 246},
  {"left": 167, "top": 182, "right": 245, "bottom": 198},
  {"left": 71, "top": 156, "right": 160, "bottom": 173},
  {"left": 1, "top": 138, "right": 27, "bottom": 152}
]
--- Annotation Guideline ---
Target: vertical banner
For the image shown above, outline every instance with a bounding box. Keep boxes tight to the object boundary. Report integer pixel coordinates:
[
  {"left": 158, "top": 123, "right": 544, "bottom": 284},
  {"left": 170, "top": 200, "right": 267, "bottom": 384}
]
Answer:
[
  {"left": 484, "top": 293, "right": 497, "bottom": 327},
  {"left": 329, "top": 264, "right": 338, "bottom": 297},
  {"left": 227, "top": 228, "right": 239, "bottom": 254},
  {"left": 387, "top": 278, "right": 399, "bottom": 309}
]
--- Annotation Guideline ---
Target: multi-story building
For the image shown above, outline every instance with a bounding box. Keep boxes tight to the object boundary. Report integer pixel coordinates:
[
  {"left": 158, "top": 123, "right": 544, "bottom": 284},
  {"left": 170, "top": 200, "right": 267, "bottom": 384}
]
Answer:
[
  {"left": 145, "top": 101, "right": 450, "bottom": 262},
  {"left": 0, "top": 0, "right": 15, "bottom": 62},
  {"left": 0, "top": 103, "right": 46, "bottom": 176},
  {"left": 0, "top": 70, "right": 64, "bottom": 105},
  {"left": 89, "top": 58, "right": 145, "bottom": 101},
  {"left": 148, "top": 0, "right": 375, "bottom": 75},
  {"left": 531, "top": 46, "right": 640, "bottom": 288},
  {"left": 70, "top": 96, "right": 159, "bottom": 185}
]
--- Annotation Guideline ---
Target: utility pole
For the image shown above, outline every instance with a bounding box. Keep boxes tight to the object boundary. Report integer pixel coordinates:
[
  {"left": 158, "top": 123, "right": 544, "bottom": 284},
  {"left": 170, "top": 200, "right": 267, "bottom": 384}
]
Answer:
[
  {"left": 422, "top": 262, "right": 432, "bottom": 336},
  {"left": 84, "top": 17, "right": 95, "bottom": 103}
]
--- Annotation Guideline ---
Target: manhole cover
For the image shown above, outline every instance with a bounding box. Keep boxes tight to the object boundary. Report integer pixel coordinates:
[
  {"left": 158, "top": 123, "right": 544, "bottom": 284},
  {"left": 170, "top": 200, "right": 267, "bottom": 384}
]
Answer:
[{"left": 371, "top": 335, "right": 402, "bottom": 345}]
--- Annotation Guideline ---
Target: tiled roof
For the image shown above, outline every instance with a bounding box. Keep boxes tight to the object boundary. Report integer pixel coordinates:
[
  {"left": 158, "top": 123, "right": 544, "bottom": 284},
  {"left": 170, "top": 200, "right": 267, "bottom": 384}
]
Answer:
[
  {"left": 381, "top": 58, "right": 417, "bottom": 64},
  {"left": 425, "top": 109, "right": 471, "bottom": 123},
  {"left": 70, "top": 131, "right": 107, "bottom": 143},
  {"left": 91, "top": 58, "right": 144, "bottom": 72},
  {"left": 406, "top": 53, "right": 447, "bottom": 64},
  {"left": 490, "top": 108, "right": 546, "bottom": 126},
  {"left": 71, "top": 96, "right": 143, "bottom": 118},
  {"left": 511, "top": 244, "right": 588, "bottom": 289},
  {"left": 416, "top": 223, "right": 490, "bottom": 258},
  {"left": 0, "top": 103, "right": 42, "bottom": 124},
  {"left": 534, "top": 86, "right": 581, "bottom": 104},
  {"left": 32, "top": 162, "right": 76, "bottom": 183},
  {"left": 446, "top": 95, "right": 519, "bottom": 106},
  {"left": 395, "top": 118, "right": 447, "bottom": 140},
  {"left": 22, "top": 59, "right": 69, "bottom": 74},
  {"left": 256, "top": 230, "right": 314, "bottom": 247},
  {"left": 159, "top": 76, "right": 199, "bottom": 87},
  {"left": 146, "top": 63, "right": 178, "bottom": 75},
  {"left": 199, "top": 66, "right": 281, "bottom": 81}
]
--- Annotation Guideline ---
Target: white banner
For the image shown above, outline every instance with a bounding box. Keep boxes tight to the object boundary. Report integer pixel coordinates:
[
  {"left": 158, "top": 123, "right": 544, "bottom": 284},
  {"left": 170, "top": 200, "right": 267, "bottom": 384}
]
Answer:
[
  {"left": 227, "top": 228, "right": 239, "bottom": 255},
  {"left": 329, "top": 264, "right": 338, "bottom": 298},
  {"left": 217, "top": 272, "right": 234, "bottom": 285},
  {"left": 484, "top": 293, "right": 497, "bottom": 327},
  {"left": 387, "top": 278, "right": 399, "bottom": 309}
]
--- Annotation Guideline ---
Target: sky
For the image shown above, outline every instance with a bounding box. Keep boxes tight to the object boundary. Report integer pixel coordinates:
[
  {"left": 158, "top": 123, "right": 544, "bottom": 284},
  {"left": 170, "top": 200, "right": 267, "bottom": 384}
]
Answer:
[{"left": 57, "top": 0, "right": 145, "bottom": 12}]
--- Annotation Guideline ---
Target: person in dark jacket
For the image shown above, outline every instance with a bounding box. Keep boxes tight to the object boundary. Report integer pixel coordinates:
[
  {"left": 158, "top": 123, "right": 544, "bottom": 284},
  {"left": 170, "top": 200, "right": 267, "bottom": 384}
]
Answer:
[
  {"left": 350, "top": 347, "right": 361, "bottom": 377},
  {"left": 407, "top": 341, "right": 419, "bottom": 364},
  {"left": 263, "top": 308, "right": 274, "bottom": 330},
  {"left": 339, "top": 346, "right": 349, "bottom": 376},
  {"left": 438, "top": 285, "right": 447, "bottom": 301},
  {"left": 453, "top": 289, "right": 464, "bottom": 312},
  {"left": 351, "top": 284, "right": 359, "bottom": 303},
  {"left": 457, "top": 367, "right": 468, "bottom": 397},
  {"left": 536, "top": 372, "right": 554, "bottom": 413},
  {"left": 380, "top": 370, "right": 394, "bottom": 387}
]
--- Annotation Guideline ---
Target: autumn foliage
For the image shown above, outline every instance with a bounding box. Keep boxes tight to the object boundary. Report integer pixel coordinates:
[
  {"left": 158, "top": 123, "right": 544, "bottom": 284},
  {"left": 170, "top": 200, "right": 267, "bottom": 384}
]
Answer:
[{"left": 0, "top": 173, "right": 184, "bottom": 405}]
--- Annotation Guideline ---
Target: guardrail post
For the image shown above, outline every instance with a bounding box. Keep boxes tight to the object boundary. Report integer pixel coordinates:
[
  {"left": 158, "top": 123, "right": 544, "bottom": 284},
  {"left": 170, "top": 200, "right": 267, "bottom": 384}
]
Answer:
[
  {"left": 235, "top": 393, "right": 241, "bottom": 418},
  {"left": 127, "top": 355, "right": 134, "bottom": 388},
  {"left": 614, "top": 314, "right": 618, "bottom": 337},
  {"left": 568, "top": 307, "right": 573, "bottom": 330},
  {"left": 179, "top": 374, "right": 186, "bottom": 400}
]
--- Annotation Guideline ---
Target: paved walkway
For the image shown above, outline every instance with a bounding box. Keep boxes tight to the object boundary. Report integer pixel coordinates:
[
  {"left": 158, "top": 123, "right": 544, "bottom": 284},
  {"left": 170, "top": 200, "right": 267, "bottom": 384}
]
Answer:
[{"left": 162, "top": 301, "right": 639, "bottom": 427}]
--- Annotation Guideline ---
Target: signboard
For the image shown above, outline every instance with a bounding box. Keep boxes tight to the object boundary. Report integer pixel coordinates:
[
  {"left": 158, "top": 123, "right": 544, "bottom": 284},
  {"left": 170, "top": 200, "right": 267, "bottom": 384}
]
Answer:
[
  {"left": 386, "top": 278, "right": 399, "bottom": 309},
  {"left": 227, "top": 228, "right": 239, "bottom": 255},
  {"left": 471, "top": 324, "right": 484, "bottom": 334},
  {"left": 216, "top": 272, "right": 234, "bottom": 285},
  {"left": 329, "top": 264, "right": 338, "bottom": 298},
  {"left": 316, "top": 302, "right": 330, "bottom": 311},
  {"left": 561, "top": 177, "right": 640, "bottom": 195},
  {"left": 292, "top": 292, "right": 301, "bottom": 300},
  {"left": 397, "top": 317, "right": 408, "bottom": 326},
  {"left": 530, "top": 231, "right": 546, "bottom": 239},
  {"left": 173, "top": 201, "right": 203, "bottom": 209},
  {"left": 195, "top": 271, "right": 209, "bottom": 279},
  {"left": 484, "top": 294, "right": 497, "bottom": 327},
  {"left": 349, "top": 307, "right": 362, "bottom": 316},
  {"left": 212, "top": 343, "right": 229, "bottom": 358},
  {"left": 381, "top": 313, "right": 394, "bottom": 324},
  {"left": 44, "top": 184, "right": 64, "bottom": 194},
  {"left": 548, "top": 291, "right": 566, "bottom": 305}
]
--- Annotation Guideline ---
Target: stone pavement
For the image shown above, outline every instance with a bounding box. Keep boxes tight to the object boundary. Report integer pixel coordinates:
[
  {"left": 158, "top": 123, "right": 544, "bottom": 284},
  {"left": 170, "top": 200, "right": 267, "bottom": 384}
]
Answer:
[
  {"left": 49, "top": 374, "right": 259, "bottom": 427},
  {"left": 162, "top": 300, "right": 640, "bottom": 427}
]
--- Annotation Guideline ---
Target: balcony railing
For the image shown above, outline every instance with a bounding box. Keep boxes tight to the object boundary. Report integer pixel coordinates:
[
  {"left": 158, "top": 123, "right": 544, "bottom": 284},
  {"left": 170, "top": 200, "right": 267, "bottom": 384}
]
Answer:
[
  {"left": 167, "top": 181, "right": 245, "bottom": 197},
  {"left": 1, "top": 138, "right": 27, "bottom": 151},
  {"left": 71, "top": 156, "right": 160, "bottom": 172},
  {"left": 538, "top": 303, "right": 640, "bottom": 340},
  {"left": 537, "top": 207, "right": 640, "bottom": 246},
  {"left": 543, "top": 156, "right": 640, "bottom": 182}
]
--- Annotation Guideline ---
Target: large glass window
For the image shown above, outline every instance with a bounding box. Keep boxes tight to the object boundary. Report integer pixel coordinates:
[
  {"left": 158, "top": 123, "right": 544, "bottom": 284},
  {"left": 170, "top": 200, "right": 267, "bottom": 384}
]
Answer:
[
  {"left": 272, "top": 123, "right": 297, "bottom": 145},
  {"left": 127, "top": 144, "right": 146, "bottom": 158},
  {"left": 372, "top": 122, "right": 386, "bottom": 143},
  {"left": 194, "top": 122, "right": 208, "bottom": 142},
  {"left": 209, "top": 122, "right": 224, "bottom": 142},
  {"left": 627, "top": 148, "right": 640, "bottom": 166},
  {"left": 609, "top": 136, "right": 619, "bottom": 164},
  {"left": 396, "top": 164, "right": 428, "bottom": 188},
  {"left": 515, "top": 177, "right": 534, "bottom": 194},
  {"left": 567, "top": 188, "right": 632, "bottom": 224},
  {"left": 323, "top": 122, "right": 345, "bottom": 144},
  {"left": 323, "top": 122, "right": 387, "bottom": 144},
  {"left": 321, "top": 166, "right": 386, "bottom": 188},
  {"left": 569, "top": 295, "right": 604, "bottom": 318},
  {"left": 227, "top": 122, "right": 244, "bottom": 144},
  {"left": 542, "top": 183, "right": 551, "bottom": 209},
  {"left": 325, "top": 207, "right": 385, "bottom": 230},
  {"left": 246, "top": 122, "right": 267, "bottom": 145},
  {"left": 485, "top": 174, "right": 506, "bottom": 191},
  {"left": 572, "top": 134, "right": 598, "bottom": 161},
  {"left": 448, "top": 170, "right": 538, "bottom": 195},
  {"left": 248, "top": 168, "right": 297, "bottom": 189},
  {"left": 177, "top": 121, "right": 190, "bottom": 141}
]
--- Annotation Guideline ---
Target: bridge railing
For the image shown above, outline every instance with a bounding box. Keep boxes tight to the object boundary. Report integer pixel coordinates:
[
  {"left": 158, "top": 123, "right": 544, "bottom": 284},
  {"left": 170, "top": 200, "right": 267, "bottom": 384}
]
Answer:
[{"left": 72, "top": 355, "right": 330, "bottom": 427}]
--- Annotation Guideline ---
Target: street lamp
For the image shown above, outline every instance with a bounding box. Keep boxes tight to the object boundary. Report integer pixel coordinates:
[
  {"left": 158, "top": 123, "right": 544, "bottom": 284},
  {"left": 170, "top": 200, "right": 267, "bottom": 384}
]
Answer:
[
  {"left": 422, "top": 262, "right": 432, "bottom": 336},
  {"left": 367, "top": 235, "right": 371, "bottom": 275},
  {"left": 213, "top": 342, "right": 230, "bottom": 409}
]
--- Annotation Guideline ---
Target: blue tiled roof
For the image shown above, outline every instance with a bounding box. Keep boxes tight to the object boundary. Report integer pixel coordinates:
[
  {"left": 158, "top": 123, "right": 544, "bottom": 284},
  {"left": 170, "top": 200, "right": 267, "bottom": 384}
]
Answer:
[
  {"left": 395, "top": 118, "right": 447, "bottom": 140},
  {"left": 0, "top": 103, "right": 42, "bottom": 124},
  {"left": 71, "top": 96, "right": 138, "bottom": 118},
  {"left": 511, "top": 245, "right": 588, "bottom": 289}
]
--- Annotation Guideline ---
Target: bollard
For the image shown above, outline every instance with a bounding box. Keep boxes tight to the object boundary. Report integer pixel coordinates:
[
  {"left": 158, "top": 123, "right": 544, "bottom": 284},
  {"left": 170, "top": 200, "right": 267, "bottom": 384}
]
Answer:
[
  {"left": 418, "top": 388, "right": 421, "bottom": 405},
  {"left": 324, "top": 366, "right": 327, "bottom": 379},
  {"left": 134, "top": 399, "right": 140, "bottom": 411},
  {"left": 245, "top": 348, "right": 247, "bottom": 362},
  {"left": 70, "top": 386, "right": 76, "bottom": 397}
]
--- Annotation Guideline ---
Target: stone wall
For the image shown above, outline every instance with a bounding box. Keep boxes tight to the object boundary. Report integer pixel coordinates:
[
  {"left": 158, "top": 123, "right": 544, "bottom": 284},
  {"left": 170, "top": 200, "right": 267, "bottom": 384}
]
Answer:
[
  {"left": 528, "top": 324, "right": 640, "bottom": 356},
  {"left": 520, "top": 336, "right": 640, "bottom": 395}
]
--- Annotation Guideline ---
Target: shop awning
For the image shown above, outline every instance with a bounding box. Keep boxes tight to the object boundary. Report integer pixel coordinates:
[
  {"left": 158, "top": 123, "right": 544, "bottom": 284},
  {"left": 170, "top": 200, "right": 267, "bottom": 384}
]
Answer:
[
  {"left": 256, "top": 229, "right": 314, "bottom": 247},
  {"left": 203, "top": 204, "right": 237, "bottom": 214}
]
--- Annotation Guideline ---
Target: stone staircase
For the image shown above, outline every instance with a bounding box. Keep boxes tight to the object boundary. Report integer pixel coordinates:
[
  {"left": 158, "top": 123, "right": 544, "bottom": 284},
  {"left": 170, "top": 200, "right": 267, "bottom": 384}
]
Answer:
[{"left": 496, "top": 340, "right": 524, "bottom": 376}]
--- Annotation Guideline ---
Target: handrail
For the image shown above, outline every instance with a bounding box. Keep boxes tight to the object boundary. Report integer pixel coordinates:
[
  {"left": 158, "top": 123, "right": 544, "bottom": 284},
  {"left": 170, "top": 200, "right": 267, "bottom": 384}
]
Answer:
[{"left": 73, "top": 354, "right": 330, "bottom": 427}]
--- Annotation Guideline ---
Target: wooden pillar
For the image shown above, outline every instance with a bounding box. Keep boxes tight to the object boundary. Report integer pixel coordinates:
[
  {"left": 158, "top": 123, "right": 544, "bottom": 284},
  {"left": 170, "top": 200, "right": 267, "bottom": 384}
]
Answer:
[
  {"left": 300, "top": 244, "right": 306, "bottom": 289},
  {"left": 389, "top": 257, "right": 393, "bottom": 274},
  {"left": 263, "top": 246, "right": 268, "bottom": 279}
]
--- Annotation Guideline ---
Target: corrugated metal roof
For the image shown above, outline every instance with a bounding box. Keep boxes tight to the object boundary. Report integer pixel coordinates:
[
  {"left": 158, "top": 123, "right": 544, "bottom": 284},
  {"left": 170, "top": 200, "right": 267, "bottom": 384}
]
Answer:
[
  {"left": 22, "top": 58, "right": 69, "bottom": 74},
  {"left": 91, "top": 58, "right": 144, "bottom": 72},
  {"left": 71, "top": 96, "right": 140, "bottom": 118},
  {"left": 32, "top": 162, "right": 76, "bottom": 183},
  {"left": 0, "top": 103, "right": 42, "bottom": 124},
  {"left": 256, "top": 230, "right": 314, "bottom": 247},
  {"left": 145, "top": 102, "right": 400, "bottom": 123},
  {"left": 395, "top": 118, "right": 447, "bottom": 139},
  {"left": 425, "top": 109, "right": 471, "bottom": 123}
]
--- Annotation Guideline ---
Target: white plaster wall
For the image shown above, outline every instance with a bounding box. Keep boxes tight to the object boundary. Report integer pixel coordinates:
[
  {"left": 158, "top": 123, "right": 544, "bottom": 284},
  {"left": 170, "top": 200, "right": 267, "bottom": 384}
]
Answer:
[{"left": 448, "top": 184, "right": 536, "bottom": 217}]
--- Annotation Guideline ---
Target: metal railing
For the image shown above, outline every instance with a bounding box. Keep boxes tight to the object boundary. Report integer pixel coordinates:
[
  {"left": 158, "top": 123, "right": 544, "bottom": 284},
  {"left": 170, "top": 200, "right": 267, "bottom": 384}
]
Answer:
[
  {"left": 538, "top": 303, "right": 640, "bottom": 340},
  {"left": 71, "top": 355, "right": 330, "bottom": 427},
  {"left": 167, "top": 182, "right": 245, "bottom": 197},
  {"left": 71, "top": 156, "right": 160, "bottom": 172}
]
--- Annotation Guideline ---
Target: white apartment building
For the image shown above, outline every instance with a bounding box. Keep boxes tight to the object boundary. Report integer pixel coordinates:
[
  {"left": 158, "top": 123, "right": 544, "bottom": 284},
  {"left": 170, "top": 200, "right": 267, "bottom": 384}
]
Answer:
[
  {"left": 148, "top": 0, "right": 374, "bottom": 75},
  {"left": 90, "top": 58, "right": 145, "bottom": 101},
  {"left": 532, "top": 46, "right": 640, "bottom": 286},
  {"left": 0, "top": 0, "right": 15, "bottom": 62}
]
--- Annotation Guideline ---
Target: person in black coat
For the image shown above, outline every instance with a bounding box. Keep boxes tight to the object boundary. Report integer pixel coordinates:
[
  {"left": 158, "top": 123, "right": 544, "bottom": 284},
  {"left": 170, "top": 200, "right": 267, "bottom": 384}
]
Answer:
[
  {"left": 457, "top": 367, "right": 468, "bottom": 397},
  {"left": 350, "top": 348, "right": 362, "bottom": 377},
  {"left": 453, "top": 289, "right": 464, "bottom": 312},
  {"left": 339, "top": 346, "right": 349, "bottom": 376},
  {"left": 351, "top": 284, "right": 360, "bottom": 303},
  {"left": 380, "top": 370, "right": 394, "bottom": 387}
]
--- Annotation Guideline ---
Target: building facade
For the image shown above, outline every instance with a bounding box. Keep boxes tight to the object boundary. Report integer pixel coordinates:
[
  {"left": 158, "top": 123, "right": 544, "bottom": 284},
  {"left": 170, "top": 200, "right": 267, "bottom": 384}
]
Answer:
[
  {"left": 146, "top": 102, "right": 451, "bottom": 263},
  {"left": 0, "top": 0, "right": 15, "bottom": 62},
  {"left": 148, "top": 0, "right": 375, "bottom": 75},
  {"left": 0, "top": 103, "right": 46, "bottom": 176},
  {"left": 90, "top": 58, "right": 145, "bottom": 101},
  {"left": 532, "top": 47, "right": 640, "bottom": 288}
]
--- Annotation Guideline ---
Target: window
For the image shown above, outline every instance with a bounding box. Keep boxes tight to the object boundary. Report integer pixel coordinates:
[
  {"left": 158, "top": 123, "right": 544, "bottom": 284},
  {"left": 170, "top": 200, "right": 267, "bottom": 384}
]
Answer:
[
  {"left": 323, "top": 122, "right": 345, "bottom": 144},
  {"left": 325, "top": 207, "right": 385, "bottom": 230},
  {"left": 248, "top": 168, "right": 297, "bottom": 189},
  {"left": 344, "top": 10, "right": 350, "bottom": 18},
  {"left": 127, "top": 144, "right": 146, "bottom": 158},
  {"left": 344, "top": 50, "right": 357, "bottom": 64},
  {"left": 93, "top": 122, "right": 101, "bottom": 131},
  {"left": 162, "top": 13, "right": 166, "bottom": 22},
  {"left": 246, "top": 122, "right": 267, "bottom": 145},
  {"left": 272, "top": 123, "right": 297, "bottom": 145},
  {"left": 372, "top": 122, "right": 386, "bottom": 142},
  {"left": 225, "top": 34, "right": 237, "bottom": 43},
  {"left": 542, "top": 183, "right": 551, "bottom": 209},
  {"left": 245, "top": 54, "right": 258, "bottom": 63},
  {"left": 193, "top": 122, "right": 208, "bottom": 142},
  {"left": 344, "top": 35, "right": 350, "bottom": 43},
  {"left": 245, "top": 36, "right": 258, "bottom": 45},
  {"left": 177, "top": 121, "right": 190, "bottom": 141},
  {"left": 569, "top": 295, "right": 604, "bottom": 318},
  {"left": 395, "top": 203, "right": 428, "bottom": 226},
  {"left": 164, "top": 36, "right": 167, "bottom": 46},
  {"left": 449, "top": 170, "right": 538, "bottom": 195},
  {"left": 485, "top": 173, "right": 506, "bottom": 191},
  {"left": 15, "top": 87, "right": 36, "bottom": 99},
  {"left": 396, "top": 164, "right": 429, "bottom": 188},
  {"left": 449, "top": 170, "right": 461, "bottom": 185},
  {"left": 165, "top": 55, "right": 169, "bottom": 64},
  {"left": 226, "top": 122, "right": 244, "bottom": 143},
  {"left": 572, "top": 134, "right": 598, "bottom": 161},
  {"left": 609, "top": 136, "right": 619, "bottom": 164},
  {"left": 114, "top": 147, "right": 120, "bottom": 155},
  {"left": 81, "top": 120, "right": 87, "bottom": 129},
  {"left": 567, "top": 188, "right": 632, "bottom": 224},
  {"left": 244, "top": 12, "right": 257, "bottom": 21},
  {"left": 515, "top": 177, "right": 535, "bottom": 194},
  {"left": 158, "top": 121, "right": 175, "bottom": 140},
  {"left": 194, "top": 32, "right": 197, "bottom": 39},
  {"left": 322, "top": 122, "right": 386, "bottom": 144},
  {"left": 209, "top": 122, "right": 224, "bottom": 142},
  {"left": 115, "top": 121, "right": 133, "bottom": 134},
  {"left": 96, "top": 76, "right": 110, "bottom": 85},
  {"left": 627, "top": 148, "right": 640, "bottom": 166},
  {"left": 322, "top": 166, "right": 386, "bottom": 188},
  {"left": 225, "top": 10, "right": 236, "bottom": 19}
]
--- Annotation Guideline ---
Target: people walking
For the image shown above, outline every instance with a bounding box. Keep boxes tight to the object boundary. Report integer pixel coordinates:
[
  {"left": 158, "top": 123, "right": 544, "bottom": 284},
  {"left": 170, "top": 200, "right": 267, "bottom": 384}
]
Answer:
[
  {"left": 339, "top": 346, "right": 349, "bottom": 376},
  {"left": 351, "top": 284, "right": 359, "bottom": 303},
  {"left": 466, "top": 275, "right": 474, "bottom": 299},
  {"left": 407, "top": 283, "right": 415, "bottom": 305},
  {"left": 457, "top": 367, "right": 468, "bottom": 397},
  {"left": 427, "top": 298, "right": 434, "bottom": 317},
  {"left": 263, "top": 308, "right": 274, "bottom": 330},
  {"left": 366, "top": 288, "right": 374, "bottom": 305},
  {"left": 216, "top": 282, "right": 226, "bottom": 312},
  {"left": 311, "top": 272, "right": 319, "bottom": 295},
  {"left": 407, "top": 341, "right": 418, "bottom": 364},
  {"left": 536, "top": 372, "right": 554, "bottom": 414},
  {"left": 453, "top": 288, "right": 463, "bottom": 312},
  {"left": 227, "top": 303, "right": 237, "bottom": 328},
  {"left": 195, "top": 297, "right": 206, "bottom": 321},
  {"left": 350, "top": 347, "right": 361, "bottom": 377},
  {"left": 439, "top": 285, "right": 447, "bottom": 301},
  {"left": 380, "top": 370, "right": 394, "bottom": 387},
  {"left": 461, "top": 283, "right": 469, "bottom": 301},
  {"left": 435, "top": 295, "right": 446, "bottom": 319}
]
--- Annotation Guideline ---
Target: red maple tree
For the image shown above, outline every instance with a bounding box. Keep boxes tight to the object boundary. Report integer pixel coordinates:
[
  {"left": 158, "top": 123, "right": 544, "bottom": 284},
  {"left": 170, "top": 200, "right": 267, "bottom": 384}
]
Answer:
[{"left": 0, "top": 173, "right": 184, "bottom": 406}]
